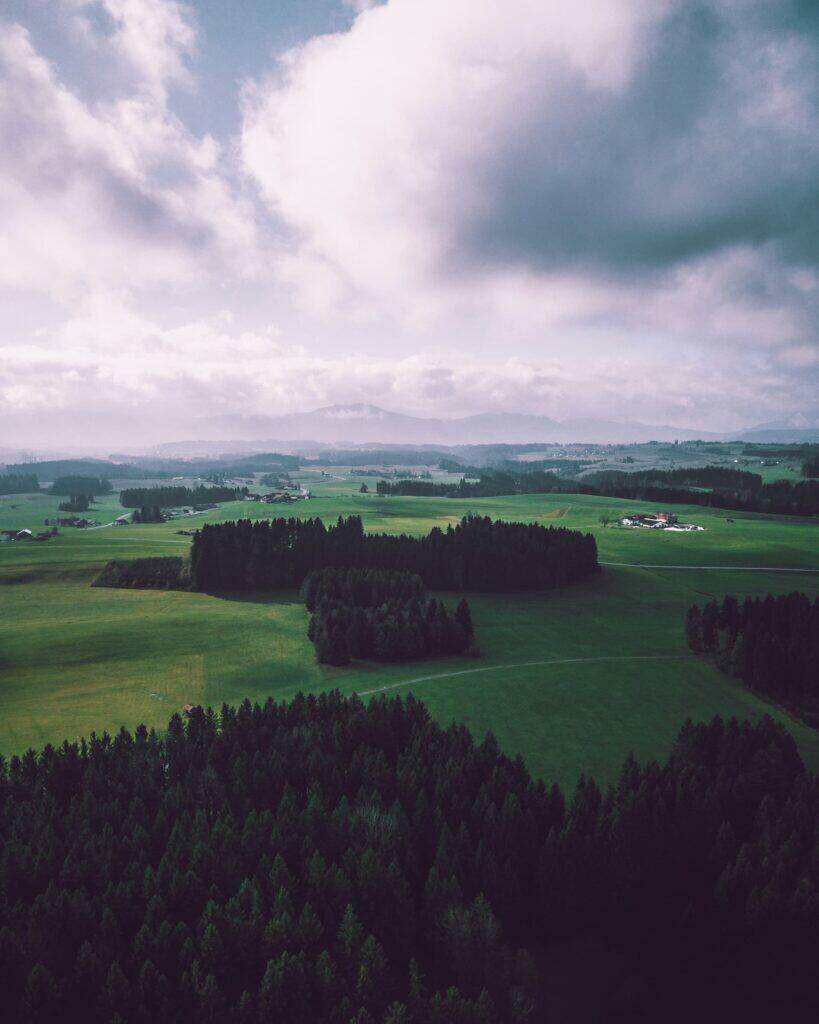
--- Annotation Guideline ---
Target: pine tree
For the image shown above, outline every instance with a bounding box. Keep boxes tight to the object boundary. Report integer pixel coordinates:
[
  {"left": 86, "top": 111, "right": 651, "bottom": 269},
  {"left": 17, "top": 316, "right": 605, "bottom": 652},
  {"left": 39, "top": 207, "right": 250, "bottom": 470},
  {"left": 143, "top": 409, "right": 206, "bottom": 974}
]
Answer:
[{"left": 455, "top": 598, "right": 474, "bottom": 639}]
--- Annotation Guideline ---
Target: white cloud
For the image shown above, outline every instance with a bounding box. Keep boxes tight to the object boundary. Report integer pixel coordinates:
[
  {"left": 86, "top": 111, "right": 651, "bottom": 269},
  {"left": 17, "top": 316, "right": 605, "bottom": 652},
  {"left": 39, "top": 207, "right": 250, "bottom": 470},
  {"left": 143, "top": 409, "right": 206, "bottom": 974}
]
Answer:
[
  {"left": 0, "top": 11, "right": 261, "bottom": 303},
  {"left": 241, "top": 0, "right": 819, "bottom": 351},
  {"left": 2, "top": 301, "right": 814, "bottom": 444}
]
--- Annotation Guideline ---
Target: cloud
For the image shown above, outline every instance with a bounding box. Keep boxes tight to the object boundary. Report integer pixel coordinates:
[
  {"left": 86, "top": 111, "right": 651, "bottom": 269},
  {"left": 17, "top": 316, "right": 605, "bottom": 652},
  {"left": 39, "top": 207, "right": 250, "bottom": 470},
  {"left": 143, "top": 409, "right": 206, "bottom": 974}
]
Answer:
[
  {"left": 2, "top": 299, "right": 815, "bottom": 445},
  {"left": 0, "top": 8, "right": 261, "bottom": 303},
  {"left": 242, "top": 0, "right": 819, "bottom": 348}
]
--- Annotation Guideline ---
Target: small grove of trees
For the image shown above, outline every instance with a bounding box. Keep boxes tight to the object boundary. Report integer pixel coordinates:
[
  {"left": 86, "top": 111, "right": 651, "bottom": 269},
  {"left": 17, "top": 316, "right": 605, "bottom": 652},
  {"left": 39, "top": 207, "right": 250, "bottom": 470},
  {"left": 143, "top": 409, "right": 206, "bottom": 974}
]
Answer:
[
  {"left": 132, "top": 506, "right": 165, "bottom": 523},
  {"left": 301, "top": 567, "right": 475, "bottom": 665},
  {"left": 803, "top": 455, "right": 819, "bottom": 478},
  {"left": 0, "top": 698, "right": 817, "bottom": 1022},
  {"left": 58, "top": 494, "right": 90, "bottom": 513},
  {"left": 120, "top": 485, "right": 248, "bottom": 508},
  {"left": 686, "top": 592, "right": 819, "bottom": 724},
  {"left": 0, "top": 473, "right": 39, "bottom": 495},
  {"left": 49, "top": 475, "right": 111, "bottom": 496},
  {"left": 190, "top": 515, "right": 599, "bottom": 593},
  {"left": 93, "top": 557, "right": 189, "bottom": 590}
]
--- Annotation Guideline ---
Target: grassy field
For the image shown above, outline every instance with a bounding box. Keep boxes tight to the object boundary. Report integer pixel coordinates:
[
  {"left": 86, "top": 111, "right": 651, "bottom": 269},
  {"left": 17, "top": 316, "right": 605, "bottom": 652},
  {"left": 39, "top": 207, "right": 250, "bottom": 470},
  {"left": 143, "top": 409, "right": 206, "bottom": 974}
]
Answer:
[{"left": 1, "top": 477, "right": 817, "bottom": 789}]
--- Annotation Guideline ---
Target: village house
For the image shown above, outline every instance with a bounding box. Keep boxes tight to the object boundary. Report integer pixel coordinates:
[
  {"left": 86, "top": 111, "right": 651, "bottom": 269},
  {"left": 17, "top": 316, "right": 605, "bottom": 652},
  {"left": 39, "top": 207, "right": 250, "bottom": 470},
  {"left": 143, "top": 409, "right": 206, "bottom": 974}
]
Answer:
[{"left": 621, "top": 511, "right": 703, "bottom": 532}]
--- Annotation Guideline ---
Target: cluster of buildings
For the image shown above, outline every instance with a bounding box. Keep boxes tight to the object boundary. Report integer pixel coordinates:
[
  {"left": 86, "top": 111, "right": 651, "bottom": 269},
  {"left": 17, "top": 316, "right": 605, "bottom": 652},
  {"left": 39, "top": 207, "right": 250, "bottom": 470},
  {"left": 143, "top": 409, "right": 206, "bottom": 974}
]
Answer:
[
  {"left": 251, "top": 488, "right": 311, "bottom": 504},
  {"left": 620, "top": 512, "right": 704, "bottom": 532},
  {"left": 1, "top": 527, "right": 56, "bottom": 542}
]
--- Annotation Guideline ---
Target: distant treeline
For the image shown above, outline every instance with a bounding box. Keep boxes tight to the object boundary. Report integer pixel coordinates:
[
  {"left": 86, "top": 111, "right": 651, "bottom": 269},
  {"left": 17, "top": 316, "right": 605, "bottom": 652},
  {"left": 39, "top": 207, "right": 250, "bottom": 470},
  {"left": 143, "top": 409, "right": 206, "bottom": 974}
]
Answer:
[
  {"left": 50, "top": 475, "right": 112, "bottom": 496},
  {"left": 58, "top": 495, "right": 90, "bottom": 513},
  {"left": 581, "top": 474, "right": 819, "bottom": 516},
  {"left": 803, "top": 455, "right": 819, "bottom": 478},
  {"left": 376, "top": 470, "right": 564, "bottom": 498},
  {"left": 687, "top": 592, "right": 819, "bottom": 726},
  {"left": 310, "top": 449, "right": 447, "bottom": 467},
  {"left": 132, "top": 506, "right": 164, "bottom": 523},
  {"left": 6, "top": 459, "right": 151, "bottom": 479},
  {"left": 190, "top": 515, "right": 599, "bottom": 592},
  {"left": 120, "top": 485, "right": 247, "bottom": 508},
  {"left": 742, "top": 444, "right": 818, "bottom": 459},
  {"left": 438, "top": 458, "right": 591, "bottom": 476},
  {"left": 0, "top": 473, "right": 38, "bottom": 495},
  {"left": 377, "top": 465, "right": 819, "bottom": 515},
  {"left": 93, "top": 557, "right": 189, "bottom": 590},
  {"left": 1, "top": 698, "right": 817, "bottom": 1021},
  {"left": 584, "top": 465, "right": 763, "bottom": 490},
  {"left": 302, "top": 567, "right": 475, "bottom": 665}
]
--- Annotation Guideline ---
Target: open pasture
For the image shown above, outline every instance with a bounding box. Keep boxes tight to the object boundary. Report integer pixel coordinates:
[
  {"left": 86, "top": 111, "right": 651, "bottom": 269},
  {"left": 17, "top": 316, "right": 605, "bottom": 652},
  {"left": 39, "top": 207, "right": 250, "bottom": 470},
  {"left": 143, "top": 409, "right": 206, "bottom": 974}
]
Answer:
[{"left": 1, "top": 478, "right": 817, "bottom": 788}]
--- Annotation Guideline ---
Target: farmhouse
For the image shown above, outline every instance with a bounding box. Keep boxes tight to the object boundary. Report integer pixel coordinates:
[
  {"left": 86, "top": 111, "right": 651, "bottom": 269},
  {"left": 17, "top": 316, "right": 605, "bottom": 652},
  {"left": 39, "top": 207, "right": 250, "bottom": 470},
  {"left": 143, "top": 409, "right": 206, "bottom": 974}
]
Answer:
[
  {"left": 621, "top": 512, "right": 677, "bottom": 528},
  {"left": 621, "top": 511, "right": 703, "bottom": 532}
]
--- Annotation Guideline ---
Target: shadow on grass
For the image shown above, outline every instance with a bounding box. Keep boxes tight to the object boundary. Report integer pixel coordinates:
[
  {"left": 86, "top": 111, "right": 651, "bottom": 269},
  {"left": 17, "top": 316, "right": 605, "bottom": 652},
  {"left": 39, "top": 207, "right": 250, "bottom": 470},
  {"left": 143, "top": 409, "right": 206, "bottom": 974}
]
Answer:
[{"left": 206, "top": 589, "right": 303, "bottom": 607}]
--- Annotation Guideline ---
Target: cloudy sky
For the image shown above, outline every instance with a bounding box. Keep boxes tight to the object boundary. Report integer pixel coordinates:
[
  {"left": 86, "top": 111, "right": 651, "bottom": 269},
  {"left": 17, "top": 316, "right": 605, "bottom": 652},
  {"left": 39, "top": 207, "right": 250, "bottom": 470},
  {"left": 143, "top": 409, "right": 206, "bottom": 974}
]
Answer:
[{"left": 1, "top": 0, "right": 818, "bottom": 445}]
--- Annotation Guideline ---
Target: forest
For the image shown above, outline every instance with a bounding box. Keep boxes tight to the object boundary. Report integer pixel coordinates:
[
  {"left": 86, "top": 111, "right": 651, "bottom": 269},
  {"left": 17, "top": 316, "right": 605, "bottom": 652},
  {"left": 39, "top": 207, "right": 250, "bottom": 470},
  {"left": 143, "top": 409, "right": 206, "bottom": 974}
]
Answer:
[
  {"left": 804, "top": 455, "right": 819, "bottom": 478},
  {"left": 0, "top": 696, "right": 816, "bottom": 1023},
  {"left": 49, "top": 475, "right": 112, "bottom": 496},
  {"left": 377, "top": 466, "right": 819, "bottom": 516},
  {"left": 93, "top": 557, "right": 189, "bottom": 590},
  {"left": 376, "top": 471, "right": 563, "bottom": 499},
  {"left": 58, "top": 494, "right": 91, "bottom": 513},
  {"left": 190, "top": 515, "right": 599, "bottom": 592},
  {"left": 0, "top": 472, "right": 39, "bottom": 494},
  {"left": 686, "top": 592, "right": 819, "bottom": 726},
  {"left": 119, "top": 485, "right": 248, "bottom": 508},
  {"left": 131, "top": 506, "right": 166, "bottom": 524},
  {"left": 301, "top": 567, "right": 475, "bottom": 665}
]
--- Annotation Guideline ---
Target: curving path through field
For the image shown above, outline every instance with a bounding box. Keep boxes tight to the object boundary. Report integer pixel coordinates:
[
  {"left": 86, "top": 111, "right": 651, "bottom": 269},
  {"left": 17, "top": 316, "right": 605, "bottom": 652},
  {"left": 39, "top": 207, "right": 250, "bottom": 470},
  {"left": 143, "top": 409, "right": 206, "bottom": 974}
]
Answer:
[
  {"left": 357, "top": 653, "right": 691, "bottom": 697},
  {"left": 600, "top": 562, "right": 819, "bottom": 572}
]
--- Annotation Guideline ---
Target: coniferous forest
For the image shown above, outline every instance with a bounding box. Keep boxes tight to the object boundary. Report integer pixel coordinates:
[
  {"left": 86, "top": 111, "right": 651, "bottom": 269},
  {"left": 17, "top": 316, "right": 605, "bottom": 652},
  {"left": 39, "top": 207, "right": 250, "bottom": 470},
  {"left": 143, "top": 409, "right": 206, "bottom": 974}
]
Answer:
[
  {"left": 50, "top": 475, "right": 112, "bottom": 496},
  {"left": 119, "top": 485, "right": 248, "bottom": 508},
  {"left": 190, "top": 515, "right": 599, "bottom": 592},
  {"left": 0, "top": 473, "right": 39, "bottom": 495},
  {"left": 131, "top": 506, "right": 165, "bottom": 524},
  {"left": 0, "top": 696, "right": 817, "bottom": 1023},
  {"left": 301, "top": 568, "right": 475, "bottom": 665},
  {"left": 686, "top": 592, "right": 819, "bottom": 725}
]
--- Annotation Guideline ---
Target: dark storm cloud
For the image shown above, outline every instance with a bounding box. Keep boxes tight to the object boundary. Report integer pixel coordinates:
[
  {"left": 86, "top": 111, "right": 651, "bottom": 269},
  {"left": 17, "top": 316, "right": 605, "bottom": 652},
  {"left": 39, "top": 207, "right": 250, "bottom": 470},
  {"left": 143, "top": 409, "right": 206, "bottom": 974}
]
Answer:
[{"left": 463, "top": 0, "right": 819, "bottom": 277}]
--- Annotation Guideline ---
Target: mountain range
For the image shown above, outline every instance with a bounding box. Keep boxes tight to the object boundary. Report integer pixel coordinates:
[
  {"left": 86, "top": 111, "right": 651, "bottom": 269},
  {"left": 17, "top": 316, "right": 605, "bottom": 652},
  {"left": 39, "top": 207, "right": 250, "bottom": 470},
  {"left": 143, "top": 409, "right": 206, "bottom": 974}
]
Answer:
[{"left": 169, "top": 405, "right": 819, "bottom": 449}]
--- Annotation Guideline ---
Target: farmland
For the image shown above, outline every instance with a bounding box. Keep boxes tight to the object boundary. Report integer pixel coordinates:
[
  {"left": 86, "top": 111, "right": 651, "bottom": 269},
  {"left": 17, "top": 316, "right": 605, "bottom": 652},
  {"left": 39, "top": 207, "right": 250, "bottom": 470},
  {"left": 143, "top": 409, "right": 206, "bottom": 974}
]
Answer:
[{"left": 1, "top": 473, "right": 817, "bottom": 789}]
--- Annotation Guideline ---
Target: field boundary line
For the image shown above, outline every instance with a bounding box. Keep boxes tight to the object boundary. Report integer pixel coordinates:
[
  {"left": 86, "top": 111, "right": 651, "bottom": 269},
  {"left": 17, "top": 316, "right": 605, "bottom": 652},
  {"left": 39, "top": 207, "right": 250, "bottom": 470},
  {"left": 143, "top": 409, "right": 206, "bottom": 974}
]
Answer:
[
  {"left": 357, "top": 653, "right": 690, "bottom": 697},
  {"left": 601, "top": 562, "right": 819, "bottom": 572}
]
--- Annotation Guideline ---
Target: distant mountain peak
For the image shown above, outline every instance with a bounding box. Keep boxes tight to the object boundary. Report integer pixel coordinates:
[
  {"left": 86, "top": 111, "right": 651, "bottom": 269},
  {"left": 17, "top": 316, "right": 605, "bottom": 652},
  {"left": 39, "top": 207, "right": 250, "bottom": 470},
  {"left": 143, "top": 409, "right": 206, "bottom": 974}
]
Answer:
[{"left": 317, "top": 403, "right": 390, "bottom": 420}]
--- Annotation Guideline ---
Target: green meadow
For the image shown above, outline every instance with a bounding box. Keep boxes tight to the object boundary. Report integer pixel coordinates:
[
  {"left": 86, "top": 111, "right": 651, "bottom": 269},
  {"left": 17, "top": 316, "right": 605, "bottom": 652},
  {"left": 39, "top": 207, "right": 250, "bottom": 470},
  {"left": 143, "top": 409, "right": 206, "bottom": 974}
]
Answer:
[{"left": 1, "top": 474, "right": 817, "bottom": 788}]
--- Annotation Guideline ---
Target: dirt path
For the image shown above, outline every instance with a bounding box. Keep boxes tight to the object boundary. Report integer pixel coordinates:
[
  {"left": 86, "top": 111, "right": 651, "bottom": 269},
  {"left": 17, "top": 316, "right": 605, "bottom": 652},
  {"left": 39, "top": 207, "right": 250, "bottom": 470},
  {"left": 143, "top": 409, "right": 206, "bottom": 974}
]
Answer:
[
  {"left": 357, "top": 653, "right": 690, "bottom": 697},
  {"left": 601, "top": 562, "right": 819, "bottom": 572}
]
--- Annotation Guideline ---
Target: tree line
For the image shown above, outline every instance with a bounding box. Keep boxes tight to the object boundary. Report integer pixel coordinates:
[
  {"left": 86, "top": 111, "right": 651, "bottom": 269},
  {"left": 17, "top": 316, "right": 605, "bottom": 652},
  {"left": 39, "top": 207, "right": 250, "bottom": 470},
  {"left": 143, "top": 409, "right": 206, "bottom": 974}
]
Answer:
[
  {"left": 0, "top": 696, "right": 816, "bottom": 1022},
  {"left": 50, "top": 475, "right": 112, "bottom": 496},
  {"left": 0, "top": 473, "right": 39, "bottom": 495},
  {"left": 92, "top": 557, "right": 190, "bottom": 590},
  {"left": 803, "top": 455, "right": 819, "bottom": 478},
  {"left": 132, "top": 506, "right": 165, "bottom": 524},
  {"left": 686, "top": 592, "right": 819, "bottom": 725},
  {"left": 375, "top": 465, "right": 819, "bottom": 515},
  {"left": 376, "top": 471, "right": 564, "bottom": 499},
  {"left": 58, "top": 495, "right": 91, "bottom": 513},
  {"left": 120, "top": 485, "right": 248, "bottom": 509},
  {"left": 301, "top": 568, "right": 475, "bottom": 665},
  {"left": 190, "top": 515, "right": 599, "bottom": 592}
]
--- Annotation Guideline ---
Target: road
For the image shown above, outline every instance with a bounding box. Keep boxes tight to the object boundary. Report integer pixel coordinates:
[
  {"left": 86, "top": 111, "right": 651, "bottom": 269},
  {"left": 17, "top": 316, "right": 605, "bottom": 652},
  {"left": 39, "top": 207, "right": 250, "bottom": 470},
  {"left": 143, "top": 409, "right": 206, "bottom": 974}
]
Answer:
[
  {"left": 358, "top": 653, "right": 691, "bottom": 697},
  {"left": 600, "top": 562, "right": 819, "bottom": 572}
]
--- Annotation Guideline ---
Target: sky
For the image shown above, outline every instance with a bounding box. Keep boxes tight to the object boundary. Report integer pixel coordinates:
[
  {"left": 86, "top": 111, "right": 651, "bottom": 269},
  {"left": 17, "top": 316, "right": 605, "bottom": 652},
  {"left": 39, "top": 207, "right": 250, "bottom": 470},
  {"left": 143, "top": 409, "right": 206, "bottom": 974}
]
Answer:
[{"left": 1, "top": 0, "right": 818, "bottom": 446}]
